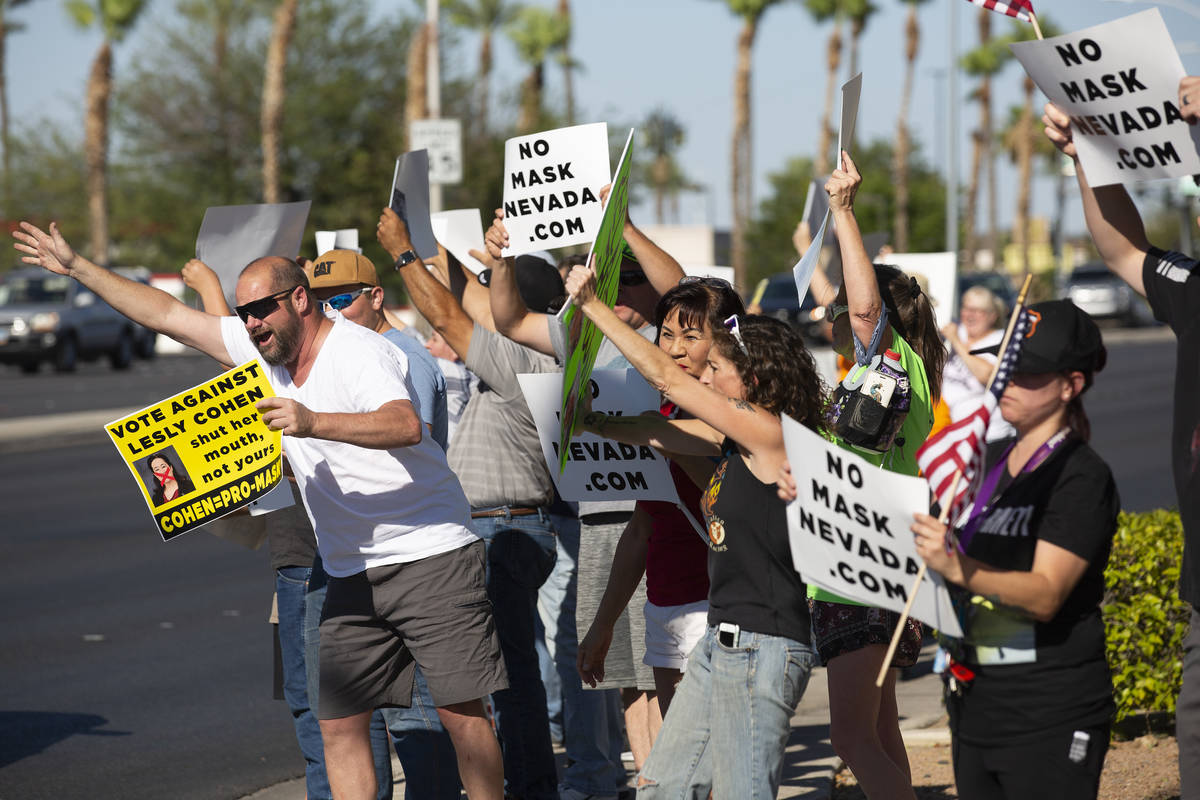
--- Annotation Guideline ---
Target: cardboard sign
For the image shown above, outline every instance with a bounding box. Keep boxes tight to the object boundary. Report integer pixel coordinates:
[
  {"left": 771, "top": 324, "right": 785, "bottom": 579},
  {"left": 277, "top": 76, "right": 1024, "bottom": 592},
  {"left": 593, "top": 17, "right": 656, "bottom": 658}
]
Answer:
[
  {"left": 389, "top": 150, "right": 440, "bottom": 259},
  {"left": 106, "top": 361, "right": 284, "bottom": 541},
  {"left": 195, "top": 201, "right": 311, "bottom": 312},
  {"left": 1010, "top": 9, "right": 1200, "bottom": 187},
  {"left": 781, "top": 415, "right": 963, "bottom": 637},
  {"left": 556, "top": 128, "right": 636, "bottom": 471},
  {"left": 409, "top": 118, "right": 463, "bottom": 184},
  {"left": 430, "top": 209, "right": 488, "bottom": 274},
  {"left": 518, "top": 368, "right": 682, "bottom": 503},
  {"left": 885, "top": 251, "right": 956, "bottom": 326},
  {"left": 501, "top": 122, "right": 609, "bottom": 256}
]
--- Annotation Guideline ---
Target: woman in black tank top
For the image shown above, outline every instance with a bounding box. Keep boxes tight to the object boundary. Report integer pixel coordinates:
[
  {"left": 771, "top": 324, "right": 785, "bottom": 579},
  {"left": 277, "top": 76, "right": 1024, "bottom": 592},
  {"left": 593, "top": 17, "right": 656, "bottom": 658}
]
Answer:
[{"left": 565, "top": 265, "right": 826, "bottom": 798}]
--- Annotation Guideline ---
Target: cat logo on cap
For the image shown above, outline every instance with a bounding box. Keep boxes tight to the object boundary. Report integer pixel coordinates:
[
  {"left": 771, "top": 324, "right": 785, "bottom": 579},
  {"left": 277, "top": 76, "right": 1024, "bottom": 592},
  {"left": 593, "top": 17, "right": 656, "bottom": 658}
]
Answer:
[{"left": 312, "top": 260, "right": 334, "bottom": 277}]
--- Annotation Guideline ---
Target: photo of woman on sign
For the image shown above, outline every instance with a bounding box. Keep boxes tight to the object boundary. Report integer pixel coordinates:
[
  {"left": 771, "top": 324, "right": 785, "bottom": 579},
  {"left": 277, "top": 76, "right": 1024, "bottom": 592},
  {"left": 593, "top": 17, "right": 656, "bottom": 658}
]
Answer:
[{"left": 143, "top": 449, "right": 195, "bottom": 507}]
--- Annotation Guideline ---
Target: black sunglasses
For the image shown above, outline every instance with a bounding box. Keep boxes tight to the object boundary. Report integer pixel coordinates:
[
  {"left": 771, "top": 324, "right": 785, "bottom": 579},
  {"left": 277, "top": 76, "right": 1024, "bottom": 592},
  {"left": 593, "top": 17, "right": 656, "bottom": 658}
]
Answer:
[
  {"left": 618, "top": 270, "right": 649, "bottom": 288},
  {"left": 679, "top": 275, "right": 735, "bottom": 291},
  {"left": 235, "top": 286, "right": 299, "bottom": 323}
]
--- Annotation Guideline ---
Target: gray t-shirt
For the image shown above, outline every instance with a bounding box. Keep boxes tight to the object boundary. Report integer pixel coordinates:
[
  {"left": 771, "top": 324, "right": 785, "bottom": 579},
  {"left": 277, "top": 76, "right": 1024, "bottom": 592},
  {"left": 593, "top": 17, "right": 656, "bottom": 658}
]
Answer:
[{"left": 448, "top": 324, "right": 558, "bottom": 509}]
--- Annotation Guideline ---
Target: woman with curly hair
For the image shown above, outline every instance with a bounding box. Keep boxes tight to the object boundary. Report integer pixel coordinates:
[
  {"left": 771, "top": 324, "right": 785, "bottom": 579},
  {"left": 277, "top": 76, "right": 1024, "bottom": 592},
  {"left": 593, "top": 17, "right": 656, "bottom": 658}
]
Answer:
[{"left": 564, "top": 260, "right": 825, "bottom": 798}]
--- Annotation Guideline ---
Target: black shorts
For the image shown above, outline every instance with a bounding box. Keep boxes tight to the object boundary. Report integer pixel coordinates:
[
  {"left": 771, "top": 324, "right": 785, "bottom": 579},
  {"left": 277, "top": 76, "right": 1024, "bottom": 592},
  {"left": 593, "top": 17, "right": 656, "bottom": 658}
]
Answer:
[
  {"left": 953, "top": 723, "right": 1110, "bottom": 800},
  {"left": 318, "top": 540, "right": 508, "bottom": 719}
]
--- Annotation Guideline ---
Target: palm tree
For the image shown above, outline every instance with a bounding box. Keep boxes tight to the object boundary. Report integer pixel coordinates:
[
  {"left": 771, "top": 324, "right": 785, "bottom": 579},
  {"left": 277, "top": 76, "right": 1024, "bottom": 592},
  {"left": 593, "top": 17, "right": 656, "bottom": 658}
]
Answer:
[
  {"left": 405, "top": 19, "right": 430, "bottom": 149},
  {"left": 891, "top": 0, "right": 930, "bottom": 253},
  {"left": 65, "top": 0, "right": 148, "bottom": 263},
  {"left": 643, "top": 108, "right": 689, "bottom": 224},
  {"left": 961, "top": 8, "right": 1006, "bottom": 269},
  {"left": 805, "top": 0, "right": 842, "bottom": 177},
  {"left": 0, "top": 0, "right": 31, "bottom": 214},
  {"left": 506, "top": 5, "right": 568, "bottom": 133},
  {"left": 721, "top": 0, "right": 784, "bottom": 290},
  {"left": 844, "top": 0, "right": 876, "bottom": 81},
  {"left": 444, "top": 0, "right": 520, "bottom": 136},
  {"left": 555, "top": 0, "right": 576, "bottom": 125},
  {"left": 261, "top": 0, "right": 298, "bottom": 204}
]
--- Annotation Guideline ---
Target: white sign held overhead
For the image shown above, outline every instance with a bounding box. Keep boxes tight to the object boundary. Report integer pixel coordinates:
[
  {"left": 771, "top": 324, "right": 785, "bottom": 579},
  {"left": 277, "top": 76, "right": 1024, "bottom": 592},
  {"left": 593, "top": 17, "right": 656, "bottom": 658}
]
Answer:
[
  {"left": 1010, "top": 9, "right": 1200, "bottom": 187},
  {"left": 410, "top": 119, "right": 463, "bottom": 184},
  {"left": 781, "top": 415, "right": 963, "bottom": 638},
  {"left": 430, "top": 209, "right": 488, "bottom": 274},
  {"left": 837, "top": 72, "right": 863, "bottom": 156},
  {"left": 501, "top": 123, "right": 609, "bottom": 257},
  {"left": 389, "top": 151, "right": 439, "bottom": 259},
  {"left": 518, "top": 369, "right": 683, "bottom": 504}
]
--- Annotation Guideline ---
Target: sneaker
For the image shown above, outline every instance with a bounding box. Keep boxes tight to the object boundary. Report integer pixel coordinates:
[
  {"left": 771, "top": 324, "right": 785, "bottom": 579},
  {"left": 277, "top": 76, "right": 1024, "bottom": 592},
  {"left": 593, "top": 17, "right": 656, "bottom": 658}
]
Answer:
[{"left": 558, "top": 786, "right": 618, "bottom": 800}]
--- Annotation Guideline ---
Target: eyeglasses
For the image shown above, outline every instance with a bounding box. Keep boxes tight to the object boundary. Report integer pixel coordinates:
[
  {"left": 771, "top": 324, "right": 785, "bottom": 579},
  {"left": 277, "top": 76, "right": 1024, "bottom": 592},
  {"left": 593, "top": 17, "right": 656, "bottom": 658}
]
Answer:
[
  {"left": 618, "top": 270, "right": 649, "bottom": 288},
  {"left": 723, "top": 314, "right": 747, "bottom": 354},
  {"left": 825, "top": 302, "right": 849, "bottom": 322},
  {"left": 321, "top": 287, "right": 372, "bottom": 312},
  {"left": 679, "top": 275, "right": 735, "bottom": 291},
  {"left": 235, "top": 286, "right": 299, "bottom": 323}
]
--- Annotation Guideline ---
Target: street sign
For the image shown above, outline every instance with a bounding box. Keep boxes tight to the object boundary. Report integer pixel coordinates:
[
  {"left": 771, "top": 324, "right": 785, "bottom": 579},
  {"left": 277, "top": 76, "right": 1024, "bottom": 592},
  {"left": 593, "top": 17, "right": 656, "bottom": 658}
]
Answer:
[{"left": 409, "top": 118, "right": 463, "bottom": 185}]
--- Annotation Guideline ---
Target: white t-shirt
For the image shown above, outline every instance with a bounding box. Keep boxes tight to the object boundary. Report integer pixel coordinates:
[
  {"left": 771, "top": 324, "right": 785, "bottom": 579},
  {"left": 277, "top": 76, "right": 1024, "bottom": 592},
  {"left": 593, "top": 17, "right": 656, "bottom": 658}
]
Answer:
[
  {"left": 941, "top": 325, "right": 1015, "bottom": 442},
  {"left": 220, "top": 315, "right": 476, "bottom": 577}
]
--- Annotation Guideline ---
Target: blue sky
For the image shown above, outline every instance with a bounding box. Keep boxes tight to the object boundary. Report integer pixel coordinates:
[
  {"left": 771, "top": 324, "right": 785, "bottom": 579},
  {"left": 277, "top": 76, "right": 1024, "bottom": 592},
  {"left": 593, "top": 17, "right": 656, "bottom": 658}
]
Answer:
[{"left": 10, "top": 0, "right": 1200, "bottom": 242}]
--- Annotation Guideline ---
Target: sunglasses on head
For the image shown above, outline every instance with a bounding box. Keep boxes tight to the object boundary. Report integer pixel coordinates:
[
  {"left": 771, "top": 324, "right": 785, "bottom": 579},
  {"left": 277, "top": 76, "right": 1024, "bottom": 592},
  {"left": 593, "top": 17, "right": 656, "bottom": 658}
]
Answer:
[
  {"left": 235, "top": 286, "right": 299, "bottom": 323},
  {"left": 679, "top": 275, "right": 735, "bottom": 291},
  {"left": 322, "top": 287, "right": 372, "bottom": 312},
  {"left": 618, "top": 270, "right": 649, "bottom": 288}
]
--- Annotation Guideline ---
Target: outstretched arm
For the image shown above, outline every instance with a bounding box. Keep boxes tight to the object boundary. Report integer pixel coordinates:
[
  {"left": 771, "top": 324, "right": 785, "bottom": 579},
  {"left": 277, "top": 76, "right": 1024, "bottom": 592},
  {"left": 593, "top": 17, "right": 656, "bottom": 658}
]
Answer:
[
  {"left": 484, "top": 210, "right": 556, "bottom": 355},
  {"left": 827, "top": 152, "right": 891, "bottom": 353},
  {"left": 1043, "top": 102, "right": 1148, "bottom": 295},
  {"left": 14, "top": 222, "right": 232, "bottom": 364},
  {"left": 579, "top": 410, "right": 723, "bottom": 457},
  {"left": 378, "top": 208, "right": 476, "bottom": 360},
  {"left": 597, "top": 182, "right": 685, "bottom": 296},
  {"left": 566, "top": 265, "right": 781, "bottom": 456}
]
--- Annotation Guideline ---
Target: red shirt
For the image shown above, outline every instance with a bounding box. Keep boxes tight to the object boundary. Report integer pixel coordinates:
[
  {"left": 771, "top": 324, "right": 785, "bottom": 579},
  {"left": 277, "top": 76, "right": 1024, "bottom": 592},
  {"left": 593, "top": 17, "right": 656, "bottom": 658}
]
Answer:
[{"left": 639, "top": 457, "right": 711, "bottom": 607}]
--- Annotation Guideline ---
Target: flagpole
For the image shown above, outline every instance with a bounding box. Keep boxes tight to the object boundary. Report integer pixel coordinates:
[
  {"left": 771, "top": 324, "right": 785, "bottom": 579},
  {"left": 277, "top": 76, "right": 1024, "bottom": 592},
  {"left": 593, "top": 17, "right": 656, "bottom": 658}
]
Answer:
[
  {"left": 873, "top": 275, "right": 1035, "bottom": 687},
  {"left": 1029, "top": 10, "right": 1044, "bottom": 40}
]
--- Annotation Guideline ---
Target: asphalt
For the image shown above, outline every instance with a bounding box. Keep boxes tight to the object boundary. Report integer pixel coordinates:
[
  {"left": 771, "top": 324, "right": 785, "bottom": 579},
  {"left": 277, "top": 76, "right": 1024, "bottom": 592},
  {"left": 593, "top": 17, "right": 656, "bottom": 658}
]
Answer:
[{"left": 0, "top": 398, "right": 952, "bottom": 800}]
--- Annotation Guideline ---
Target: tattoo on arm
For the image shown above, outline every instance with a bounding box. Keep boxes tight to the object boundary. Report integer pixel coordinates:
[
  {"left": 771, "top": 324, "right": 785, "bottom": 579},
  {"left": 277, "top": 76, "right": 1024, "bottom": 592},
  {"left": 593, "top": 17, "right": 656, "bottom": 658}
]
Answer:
[{"left": 731, "top": 398, "right": 756, "bottom": 413}]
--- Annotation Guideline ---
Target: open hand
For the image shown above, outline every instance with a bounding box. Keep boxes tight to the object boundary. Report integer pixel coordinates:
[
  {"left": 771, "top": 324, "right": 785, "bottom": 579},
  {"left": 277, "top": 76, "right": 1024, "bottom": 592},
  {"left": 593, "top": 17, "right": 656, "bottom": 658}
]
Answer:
[
  {"left": 13, "top": 221, "right": 77, "bottom": 275},
  {"left": 576, "top": 622, "right": 613, "bottom": 687}
]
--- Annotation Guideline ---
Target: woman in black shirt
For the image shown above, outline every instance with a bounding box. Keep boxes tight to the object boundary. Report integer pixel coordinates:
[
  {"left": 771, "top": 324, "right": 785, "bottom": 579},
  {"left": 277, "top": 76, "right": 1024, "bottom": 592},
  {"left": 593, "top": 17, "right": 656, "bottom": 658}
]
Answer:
[{"left": 912, "top": 299, "right": 1118, "bottom": 800}]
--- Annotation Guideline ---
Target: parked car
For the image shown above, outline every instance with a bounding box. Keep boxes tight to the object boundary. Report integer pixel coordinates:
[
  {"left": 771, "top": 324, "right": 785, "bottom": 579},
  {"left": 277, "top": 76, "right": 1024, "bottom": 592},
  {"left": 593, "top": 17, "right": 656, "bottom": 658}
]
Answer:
[
  {"left": 1064, "top": 262, "right": 1156, "bottom": 327},
  {"left": 0, "top": 268, "right": 150, "bottom": 373},
  {"left": 752, "top": 272, "right": 830, "bottom": 344}
]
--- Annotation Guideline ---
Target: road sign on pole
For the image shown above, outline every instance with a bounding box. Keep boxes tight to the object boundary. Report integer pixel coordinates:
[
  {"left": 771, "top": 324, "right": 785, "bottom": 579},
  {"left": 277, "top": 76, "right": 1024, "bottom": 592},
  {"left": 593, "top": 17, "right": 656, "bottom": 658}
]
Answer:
[{"left": 410, "top": 119, "right": 462, "bottom": 185}]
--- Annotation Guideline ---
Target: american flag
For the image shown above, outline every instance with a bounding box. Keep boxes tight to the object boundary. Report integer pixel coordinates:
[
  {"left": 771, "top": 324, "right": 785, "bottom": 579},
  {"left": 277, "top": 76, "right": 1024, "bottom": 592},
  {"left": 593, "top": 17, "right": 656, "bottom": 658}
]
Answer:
[
  {"left": 965, "top": 0, "right": 1034, "bottom": 23},
  {"left": 917, "top": 307, "right": 1034, "bottom": 521}
]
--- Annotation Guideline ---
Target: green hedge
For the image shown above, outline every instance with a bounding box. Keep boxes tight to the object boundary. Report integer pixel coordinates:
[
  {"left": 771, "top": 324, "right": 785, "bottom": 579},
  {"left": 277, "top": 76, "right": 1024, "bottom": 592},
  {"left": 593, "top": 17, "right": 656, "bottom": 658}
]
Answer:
[{"left": 1102, "top": 509, "right": 1190, "bottom": 725}]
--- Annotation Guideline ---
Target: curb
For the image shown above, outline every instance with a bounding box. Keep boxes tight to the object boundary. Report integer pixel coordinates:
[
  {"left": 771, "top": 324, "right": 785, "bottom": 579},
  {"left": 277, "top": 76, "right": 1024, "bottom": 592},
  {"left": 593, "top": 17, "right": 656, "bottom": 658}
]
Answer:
[{"left": 0, "top": 406, "right": 137, "bottom": 451}]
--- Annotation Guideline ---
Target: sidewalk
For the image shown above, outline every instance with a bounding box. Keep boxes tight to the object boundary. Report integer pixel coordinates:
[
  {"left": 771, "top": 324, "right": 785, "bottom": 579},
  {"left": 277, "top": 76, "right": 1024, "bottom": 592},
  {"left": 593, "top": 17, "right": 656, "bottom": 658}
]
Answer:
[{"left": 239, "top": 645, "right": 948, "bottom": 800}]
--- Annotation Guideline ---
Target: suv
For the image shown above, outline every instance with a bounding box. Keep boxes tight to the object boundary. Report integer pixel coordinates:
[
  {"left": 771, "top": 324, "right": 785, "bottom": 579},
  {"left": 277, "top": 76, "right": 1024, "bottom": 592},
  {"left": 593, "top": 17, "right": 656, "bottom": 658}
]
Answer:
[
  {"left": 754, "top": 272, "right": 829, "bottom": 344},
  {"left": 0, "top": 269, "right": 150, "bottom": 373},
  {"left": 1064, "top": 262, "right": 1155, "bottom": 327}
]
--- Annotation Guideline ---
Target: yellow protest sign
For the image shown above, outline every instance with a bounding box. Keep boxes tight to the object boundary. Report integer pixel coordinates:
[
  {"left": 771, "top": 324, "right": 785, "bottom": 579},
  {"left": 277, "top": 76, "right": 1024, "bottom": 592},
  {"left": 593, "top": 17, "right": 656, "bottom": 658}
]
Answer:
[{"left": 105, "top": 360, "right": 283, "bottom": 541}]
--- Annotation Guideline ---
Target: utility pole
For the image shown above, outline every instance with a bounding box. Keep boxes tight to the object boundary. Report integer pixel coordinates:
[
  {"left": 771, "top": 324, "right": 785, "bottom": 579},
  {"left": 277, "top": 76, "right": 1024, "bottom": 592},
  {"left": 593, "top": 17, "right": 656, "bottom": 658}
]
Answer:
[
  {"left": 946, "top": 0, "right": 960, "bottom": 263},
  {"left": 427, "top": 0, "right": 442, "bottom": 213}
]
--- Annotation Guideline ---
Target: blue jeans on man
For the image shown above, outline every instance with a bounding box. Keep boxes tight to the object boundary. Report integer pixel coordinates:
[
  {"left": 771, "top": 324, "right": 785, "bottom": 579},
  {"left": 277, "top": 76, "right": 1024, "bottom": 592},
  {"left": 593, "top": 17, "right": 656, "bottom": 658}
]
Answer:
[
  {"left": 305, "top": 555, "right": 462, "bottom": 800},
  {"left": 468, "top": 507, "right": 560, "bottom": 800},
  {"left": 544, "top": 511, "right": 628, "bottom": 797}
]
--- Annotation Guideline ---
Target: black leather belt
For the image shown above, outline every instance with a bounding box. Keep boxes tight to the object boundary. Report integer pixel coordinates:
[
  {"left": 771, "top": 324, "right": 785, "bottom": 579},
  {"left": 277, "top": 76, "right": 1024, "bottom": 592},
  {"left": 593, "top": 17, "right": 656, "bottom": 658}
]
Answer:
[{"left": 470, "top": 507, "right": 540, "bottom": 519}]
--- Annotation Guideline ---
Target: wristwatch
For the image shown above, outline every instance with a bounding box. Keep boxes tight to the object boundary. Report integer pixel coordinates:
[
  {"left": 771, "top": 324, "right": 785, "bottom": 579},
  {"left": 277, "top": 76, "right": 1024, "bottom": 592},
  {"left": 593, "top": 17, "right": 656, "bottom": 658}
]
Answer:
[{"left": 393, "top": 249, "right": 418, "bottom": 269}]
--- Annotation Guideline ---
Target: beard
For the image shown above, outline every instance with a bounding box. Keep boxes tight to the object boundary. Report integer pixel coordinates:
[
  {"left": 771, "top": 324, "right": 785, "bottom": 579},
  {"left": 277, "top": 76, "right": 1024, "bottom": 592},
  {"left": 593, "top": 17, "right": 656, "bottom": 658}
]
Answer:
[{"left": 252, "top": 308, "right": 301, "bottom": 366}]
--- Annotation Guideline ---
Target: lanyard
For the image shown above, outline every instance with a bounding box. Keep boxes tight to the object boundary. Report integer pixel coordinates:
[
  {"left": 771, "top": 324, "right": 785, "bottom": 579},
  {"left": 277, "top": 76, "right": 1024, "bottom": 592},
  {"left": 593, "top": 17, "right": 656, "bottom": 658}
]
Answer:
[{"left": 958, "top": 428, "right": 1071, "bottom": 551}]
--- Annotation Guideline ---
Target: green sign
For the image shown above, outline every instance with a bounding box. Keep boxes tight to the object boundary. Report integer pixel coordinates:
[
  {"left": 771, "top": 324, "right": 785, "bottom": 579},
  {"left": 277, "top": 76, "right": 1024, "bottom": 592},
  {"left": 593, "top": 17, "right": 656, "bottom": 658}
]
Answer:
[{"left": 557, "top": 129, "right": 635, "bottom": 471}]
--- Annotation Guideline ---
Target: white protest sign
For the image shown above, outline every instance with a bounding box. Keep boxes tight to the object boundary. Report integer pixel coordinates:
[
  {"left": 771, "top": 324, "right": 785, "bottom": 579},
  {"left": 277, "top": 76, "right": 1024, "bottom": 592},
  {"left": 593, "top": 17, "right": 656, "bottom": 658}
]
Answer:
[
  {"left": 410, "top": 118, "right": 463, "bottom": 184},
  {"left": 885, "top": 251, "right": 956, "bottom": 326},
  {"left": 794, "top": 74, "right": 862, "bottom": 305},
  {"left": 315, "top": 229, "right": 359, "bottom": 256},
  {"left": 502, "top": 122, "right": 609, "bottom": 257},
  {"left": 196, "top": 201, "right": 311, "bottom": 313},
  {"left": 801, "top": 178, "right": 829, "bottom": 238},
  {"left": 430, "top": 209, "right": 488, "bottom": 274},
  {"left": 781, "top": 415, "right": 963, "bottom": 637},
  {"left": 518, "top": 368, "right": 682, "bottom": 503},
  {"left": 1010, "top": 9, "right": 1200, "bottom": 187},
  {"left": 389, "top": 150, "right": 439, "bottom": 259}
]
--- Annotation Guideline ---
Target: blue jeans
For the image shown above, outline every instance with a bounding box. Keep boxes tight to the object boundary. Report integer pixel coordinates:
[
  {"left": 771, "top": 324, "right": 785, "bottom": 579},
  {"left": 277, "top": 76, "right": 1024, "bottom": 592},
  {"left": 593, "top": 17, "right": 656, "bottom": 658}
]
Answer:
[
  {"left": 304, "top": 557, "right": 394, "bottom": 800},
  {"left": 276, "top": 565, "right": 331, "bottom": 799},
  {"left": 638, "top": 626, "right": 817, "bottom": 800},
  {"left": 469, "top": 508, "right": 560, "bottom": 800},
  {"left": 546, "top": 511, "right": 628, "bottom": 796}
]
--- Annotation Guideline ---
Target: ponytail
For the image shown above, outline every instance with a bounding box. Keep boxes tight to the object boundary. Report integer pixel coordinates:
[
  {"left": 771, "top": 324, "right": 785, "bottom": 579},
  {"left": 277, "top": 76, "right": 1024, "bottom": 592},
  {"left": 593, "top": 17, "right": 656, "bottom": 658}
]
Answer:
[{"left": 873, "top": 264, "right": 946, "bottom": 402}]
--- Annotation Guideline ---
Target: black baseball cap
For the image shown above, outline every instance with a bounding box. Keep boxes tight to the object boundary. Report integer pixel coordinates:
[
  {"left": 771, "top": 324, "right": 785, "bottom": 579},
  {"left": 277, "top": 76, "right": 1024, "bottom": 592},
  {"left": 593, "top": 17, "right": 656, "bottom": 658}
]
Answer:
[
  {"left": 1016, "top": 299, "right": 1106, "bottom": 375},
  {"left": 477, "top": 254, "right": 565, "bottom": 314}
]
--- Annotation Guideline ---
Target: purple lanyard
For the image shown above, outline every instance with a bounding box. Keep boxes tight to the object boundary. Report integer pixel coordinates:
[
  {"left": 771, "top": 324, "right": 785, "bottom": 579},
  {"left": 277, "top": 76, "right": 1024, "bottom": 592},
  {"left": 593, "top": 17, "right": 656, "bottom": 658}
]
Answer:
[{"left": 957, "top": 428, "right": 1071, "bottom": 551}]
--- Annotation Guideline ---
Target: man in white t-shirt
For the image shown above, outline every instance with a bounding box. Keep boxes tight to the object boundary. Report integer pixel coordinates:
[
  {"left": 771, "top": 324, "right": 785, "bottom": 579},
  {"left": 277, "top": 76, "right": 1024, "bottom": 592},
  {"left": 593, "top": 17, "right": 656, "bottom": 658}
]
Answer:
[{"left": 13, "top": 221, "right": 506, "bottom": 800}]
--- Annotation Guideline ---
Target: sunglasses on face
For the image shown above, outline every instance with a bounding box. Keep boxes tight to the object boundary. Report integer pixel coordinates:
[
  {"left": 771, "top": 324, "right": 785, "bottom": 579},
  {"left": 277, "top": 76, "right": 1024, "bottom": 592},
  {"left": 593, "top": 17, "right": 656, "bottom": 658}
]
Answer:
[
  {"left": 321, "top": 287, "right": 372, "bottom": 312},
  {"left": 235, "top": 286, "right": 299, "bottom": 323},
  {"left": 618, "top": 270, "right": 649, "bottom": 288}
]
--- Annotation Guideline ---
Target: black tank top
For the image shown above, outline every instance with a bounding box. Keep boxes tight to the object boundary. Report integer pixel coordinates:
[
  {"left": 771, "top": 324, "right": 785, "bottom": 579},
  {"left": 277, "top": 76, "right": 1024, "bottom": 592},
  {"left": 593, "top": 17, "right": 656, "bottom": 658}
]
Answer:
[{"left": 701, "top": 439, "right": 812, "bottom": 643}]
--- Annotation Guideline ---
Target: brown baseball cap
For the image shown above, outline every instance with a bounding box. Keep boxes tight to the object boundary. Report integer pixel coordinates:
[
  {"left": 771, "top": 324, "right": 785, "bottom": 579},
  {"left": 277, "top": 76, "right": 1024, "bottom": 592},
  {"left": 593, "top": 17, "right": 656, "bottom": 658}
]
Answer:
[{"left": 306, "top": 249, "right": 379, "bottom": 289}]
